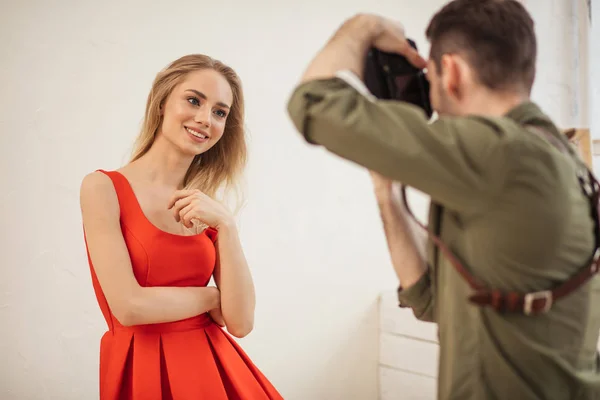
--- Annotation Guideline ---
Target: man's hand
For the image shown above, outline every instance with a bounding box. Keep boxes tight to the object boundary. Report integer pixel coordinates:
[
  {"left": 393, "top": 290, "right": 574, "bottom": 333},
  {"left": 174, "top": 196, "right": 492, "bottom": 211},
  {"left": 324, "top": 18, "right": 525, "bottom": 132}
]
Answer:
[
  {"left": 368, "top": 16, "right": 427, "bottom": 69},
  {"left": 300, "top": 13, "right": 426, "bottom": 82}
]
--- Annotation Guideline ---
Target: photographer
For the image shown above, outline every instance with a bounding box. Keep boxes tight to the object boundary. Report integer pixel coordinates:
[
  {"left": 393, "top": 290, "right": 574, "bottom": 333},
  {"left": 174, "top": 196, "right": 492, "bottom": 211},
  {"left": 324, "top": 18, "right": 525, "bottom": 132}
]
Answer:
[{"left": 286, "top": 1, "right": 600, "bottom": 399}]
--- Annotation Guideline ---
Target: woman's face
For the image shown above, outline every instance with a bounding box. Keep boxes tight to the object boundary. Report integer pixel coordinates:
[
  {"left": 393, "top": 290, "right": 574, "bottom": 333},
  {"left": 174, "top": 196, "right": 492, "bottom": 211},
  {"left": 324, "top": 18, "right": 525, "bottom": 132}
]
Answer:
[{"left": 159, "top": 69, "right": 233, "bottom": 156}]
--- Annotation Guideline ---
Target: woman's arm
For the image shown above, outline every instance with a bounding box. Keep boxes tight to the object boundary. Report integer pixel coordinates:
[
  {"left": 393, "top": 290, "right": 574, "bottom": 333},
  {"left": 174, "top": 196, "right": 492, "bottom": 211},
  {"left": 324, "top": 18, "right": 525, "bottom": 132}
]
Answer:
[
  {"left": 166, "top": 189, "right": 256, "bottom": 337},
  {"left": 211, "top": 221, "right": 256, "bottom": 338},
  {"left": 80, "top": 171, "right": 220, "bottom": 327}
]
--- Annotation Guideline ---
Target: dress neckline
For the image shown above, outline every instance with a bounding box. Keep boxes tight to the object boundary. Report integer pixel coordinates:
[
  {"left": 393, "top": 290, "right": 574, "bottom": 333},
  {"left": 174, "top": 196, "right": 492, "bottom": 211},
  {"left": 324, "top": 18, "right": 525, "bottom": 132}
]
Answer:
[{"left": 110, "top": 170, "right": 208, "bottom": 239}]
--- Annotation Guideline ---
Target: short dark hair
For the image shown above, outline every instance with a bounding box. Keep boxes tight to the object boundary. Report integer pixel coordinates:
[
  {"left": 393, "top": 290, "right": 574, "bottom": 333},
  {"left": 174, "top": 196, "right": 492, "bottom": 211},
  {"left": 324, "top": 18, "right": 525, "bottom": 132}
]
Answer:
[{"left": 425, "top": 0, "right": 537, "bottom": 93}]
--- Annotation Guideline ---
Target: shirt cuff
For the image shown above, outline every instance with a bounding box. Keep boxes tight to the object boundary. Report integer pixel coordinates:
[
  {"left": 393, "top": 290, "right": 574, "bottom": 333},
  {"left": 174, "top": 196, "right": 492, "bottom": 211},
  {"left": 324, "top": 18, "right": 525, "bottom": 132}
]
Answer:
[
  {"left": 397, "top": 269, "right": 432, "bottom": 309},
  {"left": 334, "top": 70, "right": 377, "bottom": 102}
]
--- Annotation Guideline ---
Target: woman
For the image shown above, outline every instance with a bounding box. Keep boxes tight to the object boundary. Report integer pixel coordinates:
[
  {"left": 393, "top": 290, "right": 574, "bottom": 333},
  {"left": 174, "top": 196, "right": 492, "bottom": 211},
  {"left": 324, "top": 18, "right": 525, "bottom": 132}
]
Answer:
[{"left": 80, "top": 54, "right": 283, "bottom": 399}]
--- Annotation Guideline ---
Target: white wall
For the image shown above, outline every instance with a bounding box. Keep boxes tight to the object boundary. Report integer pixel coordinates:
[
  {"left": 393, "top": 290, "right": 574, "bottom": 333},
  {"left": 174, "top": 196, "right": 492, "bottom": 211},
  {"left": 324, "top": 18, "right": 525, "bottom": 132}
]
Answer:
[
  {"left": 588, "top": 9, "right": 600, "bottom": 197},
  {"left": 0, "top": 1, "right": 590, "bottom": 399},
  {"left": 0, "top": 2, "right": 437, "bottom": 399},
  {"left": 525, "top": 0, "right": 588, "bottom": 129}
]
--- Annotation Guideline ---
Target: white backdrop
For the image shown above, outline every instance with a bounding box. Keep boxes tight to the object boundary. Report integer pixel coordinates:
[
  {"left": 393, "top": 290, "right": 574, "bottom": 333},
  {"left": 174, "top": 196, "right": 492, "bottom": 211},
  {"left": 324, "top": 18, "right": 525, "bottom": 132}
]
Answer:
[{"left": 0, "top": 0, "right": 593, "bottom": 399}]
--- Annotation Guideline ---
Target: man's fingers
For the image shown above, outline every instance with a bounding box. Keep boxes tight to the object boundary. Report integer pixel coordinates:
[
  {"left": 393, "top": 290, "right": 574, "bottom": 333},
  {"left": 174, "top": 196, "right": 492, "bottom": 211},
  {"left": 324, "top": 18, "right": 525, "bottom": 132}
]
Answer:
[
  {"left": 385, "top": 19, "right": 425, "bottom": 69},
  {"left": 391, "top": 37, "right": 427, "bottom": 69},
  {"left": 404, "top": 44, "right": 427, "bottom": 69},
  {"left": 374, "top": 21, "right": 427, "bottom": 69}
]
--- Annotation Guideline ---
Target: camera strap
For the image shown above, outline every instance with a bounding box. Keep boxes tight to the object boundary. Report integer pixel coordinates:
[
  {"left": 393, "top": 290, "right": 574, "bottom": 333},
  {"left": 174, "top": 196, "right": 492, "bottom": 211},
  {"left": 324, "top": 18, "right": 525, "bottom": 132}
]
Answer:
[{"left": 400, "top": 126, "right": 600, "bottom": 315}]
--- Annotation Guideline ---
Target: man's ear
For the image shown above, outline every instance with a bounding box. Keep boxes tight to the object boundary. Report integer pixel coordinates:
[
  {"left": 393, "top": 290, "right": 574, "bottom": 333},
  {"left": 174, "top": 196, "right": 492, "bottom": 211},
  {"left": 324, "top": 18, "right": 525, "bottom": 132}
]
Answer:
[
  {"left": 440, "top": 54, "right": 460, "bottom": 99},
  {"left": 441, "top": 54, "right": 472, "bottom": 101}
]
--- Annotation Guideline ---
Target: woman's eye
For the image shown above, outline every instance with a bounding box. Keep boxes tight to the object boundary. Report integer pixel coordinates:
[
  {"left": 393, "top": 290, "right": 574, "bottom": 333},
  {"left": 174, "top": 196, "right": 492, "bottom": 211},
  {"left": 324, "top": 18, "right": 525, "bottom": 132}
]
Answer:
[
  {"left": 215, "top": 109, "right": 227, "bottom": 118},
  {"left": 187, "top": 97, "right": 200, "bottom": 106}
]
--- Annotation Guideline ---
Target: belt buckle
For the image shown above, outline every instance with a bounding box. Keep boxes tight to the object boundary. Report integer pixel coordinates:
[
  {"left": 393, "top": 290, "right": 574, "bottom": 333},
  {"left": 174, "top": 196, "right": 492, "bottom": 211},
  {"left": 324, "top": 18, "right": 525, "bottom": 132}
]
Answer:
[{"left": 523, "top": 290, "right": 553, "bottom": 315}]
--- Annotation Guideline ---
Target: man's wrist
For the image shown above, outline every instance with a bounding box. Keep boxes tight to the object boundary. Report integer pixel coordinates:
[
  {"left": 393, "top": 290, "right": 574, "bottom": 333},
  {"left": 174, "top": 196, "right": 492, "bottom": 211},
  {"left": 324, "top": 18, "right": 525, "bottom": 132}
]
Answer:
[
  {"left": 375, "top": 190, "right": 394, "bottom": 206},
  {"left": 338, "top": 14, "right": 382, "bottom": 44},
  {"left": 301, "top": 14, "right": 382, "bottom": 82},
  {"left": 377, "top": 192, "right": 410, "bottom": 225},
  {"left": 334, "top": 14, "right": 382, "bottom": 77},
  {"left": 376, "top": 187, "right": 401, "bottom": 209},
  {"left": 377, "top": 196, "right": 398, "bottom": 221}
]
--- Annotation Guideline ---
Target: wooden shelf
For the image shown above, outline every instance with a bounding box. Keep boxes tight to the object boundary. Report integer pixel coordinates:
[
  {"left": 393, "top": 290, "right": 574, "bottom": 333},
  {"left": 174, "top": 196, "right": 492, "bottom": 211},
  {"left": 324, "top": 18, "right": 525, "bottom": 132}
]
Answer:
[
  {"left": 564, "top": 128, "right": 592, "bottom": 168},
  {"left": 592, "top": 138, "right": 600, "bottom": 157}
]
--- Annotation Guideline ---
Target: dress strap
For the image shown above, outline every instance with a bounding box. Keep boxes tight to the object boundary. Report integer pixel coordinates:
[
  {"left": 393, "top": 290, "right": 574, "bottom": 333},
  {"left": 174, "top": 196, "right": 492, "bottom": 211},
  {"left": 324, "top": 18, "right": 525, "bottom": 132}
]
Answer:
[{"left": 96, "top": 169, "right": 141, "bottom": 220}]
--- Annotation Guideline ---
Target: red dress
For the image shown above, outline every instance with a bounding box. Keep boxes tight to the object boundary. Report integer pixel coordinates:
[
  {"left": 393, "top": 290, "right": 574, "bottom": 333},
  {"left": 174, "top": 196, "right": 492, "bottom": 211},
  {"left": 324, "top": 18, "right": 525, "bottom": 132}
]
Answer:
[{"left": 84, "top": 170, "right": 283, "bottom": 400}]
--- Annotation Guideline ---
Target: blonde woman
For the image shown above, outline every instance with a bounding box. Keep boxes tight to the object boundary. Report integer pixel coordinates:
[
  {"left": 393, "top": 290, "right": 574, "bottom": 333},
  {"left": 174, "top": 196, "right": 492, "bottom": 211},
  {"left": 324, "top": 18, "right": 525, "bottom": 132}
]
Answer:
[{"left": 80, "top": 54, "right": 282, "bottom": 399}]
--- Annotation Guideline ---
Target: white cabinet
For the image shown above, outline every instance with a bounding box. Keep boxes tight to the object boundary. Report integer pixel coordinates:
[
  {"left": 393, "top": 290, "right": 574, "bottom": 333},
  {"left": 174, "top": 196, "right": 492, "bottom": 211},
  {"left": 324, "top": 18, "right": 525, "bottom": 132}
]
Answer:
[{"left": 378, "top": 291, "right": 438, "bottom": 400}]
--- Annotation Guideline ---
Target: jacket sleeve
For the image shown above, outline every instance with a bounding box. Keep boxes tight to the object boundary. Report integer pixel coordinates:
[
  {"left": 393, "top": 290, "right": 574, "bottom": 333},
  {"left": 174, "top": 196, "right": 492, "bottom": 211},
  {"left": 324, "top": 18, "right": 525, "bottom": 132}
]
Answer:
[
  {"left": 286, "top": 75, "right": 511, "bottom": 214},
  {"left": 396, "top": 269, "right": 435, "bottom": 322}
]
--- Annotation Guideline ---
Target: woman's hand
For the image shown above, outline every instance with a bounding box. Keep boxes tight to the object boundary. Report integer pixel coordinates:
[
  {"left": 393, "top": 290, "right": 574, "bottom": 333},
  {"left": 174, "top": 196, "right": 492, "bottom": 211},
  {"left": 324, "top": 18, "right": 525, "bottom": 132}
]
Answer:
[
  {"left": 167, "top": 189, "right": 234, "bottom": 230},
  {"left": 208, "top": 307, "right": 226, "bottom": 327}
]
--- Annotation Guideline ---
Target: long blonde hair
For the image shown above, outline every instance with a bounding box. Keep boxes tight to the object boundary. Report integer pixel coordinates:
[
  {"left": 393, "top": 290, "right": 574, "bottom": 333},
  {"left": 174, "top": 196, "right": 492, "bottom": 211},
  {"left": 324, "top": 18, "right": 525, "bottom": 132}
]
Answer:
[{"left": 130, "top": 54, "right": 247, "bottom": 212}]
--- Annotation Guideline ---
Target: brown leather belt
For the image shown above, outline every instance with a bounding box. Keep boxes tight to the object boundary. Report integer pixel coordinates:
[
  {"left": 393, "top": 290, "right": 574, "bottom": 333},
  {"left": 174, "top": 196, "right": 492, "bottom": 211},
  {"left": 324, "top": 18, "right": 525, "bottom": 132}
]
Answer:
[{"left": 401, "top": 126, "right": 600, "bottom": 315}]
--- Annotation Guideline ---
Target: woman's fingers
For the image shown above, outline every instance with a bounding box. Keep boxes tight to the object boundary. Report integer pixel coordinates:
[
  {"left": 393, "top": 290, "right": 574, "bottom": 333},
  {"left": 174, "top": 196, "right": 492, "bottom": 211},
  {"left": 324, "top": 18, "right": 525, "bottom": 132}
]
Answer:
[
  {"left": 171, "top": 196, "right": 193, "bottom": 222},
  {"left": 179, "top": 203, "right": 197, "bottom": 228},
  {"left": 167, "top": 189, "right": 202, "bottom": 209}
]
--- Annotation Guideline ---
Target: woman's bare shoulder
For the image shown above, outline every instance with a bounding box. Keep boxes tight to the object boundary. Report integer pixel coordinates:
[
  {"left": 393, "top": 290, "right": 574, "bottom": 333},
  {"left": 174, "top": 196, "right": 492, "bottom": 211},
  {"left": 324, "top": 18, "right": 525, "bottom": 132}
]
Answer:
[{"left": 80, "top": 171, "right": 119, "bottom": 216}]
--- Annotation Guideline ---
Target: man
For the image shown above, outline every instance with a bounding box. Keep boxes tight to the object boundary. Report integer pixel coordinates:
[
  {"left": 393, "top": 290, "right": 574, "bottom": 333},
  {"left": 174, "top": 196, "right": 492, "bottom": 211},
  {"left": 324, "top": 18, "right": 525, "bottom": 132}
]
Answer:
[{"left": 286, "top": 1, "right": 600, "bottom": 399}]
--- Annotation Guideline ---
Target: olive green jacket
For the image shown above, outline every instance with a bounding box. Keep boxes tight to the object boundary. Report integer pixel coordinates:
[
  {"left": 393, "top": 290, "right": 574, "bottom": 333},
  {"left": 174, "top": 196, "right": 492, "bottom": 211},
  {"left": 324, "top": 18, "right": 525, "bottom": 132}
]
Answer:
[{"left": 286, "top": 74, "right": 600, "bottom": 399}]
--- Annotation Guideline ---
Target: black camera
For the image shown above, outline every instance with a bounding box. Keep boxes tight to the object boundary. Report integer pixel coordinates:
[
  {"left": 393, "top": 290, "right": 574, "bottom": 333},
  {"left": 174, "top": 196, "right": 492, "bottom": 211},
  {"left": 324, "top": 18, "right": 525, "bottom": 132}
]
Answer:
[{"left": 364, "top": 39, "right": 433, "bottom": 118}]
